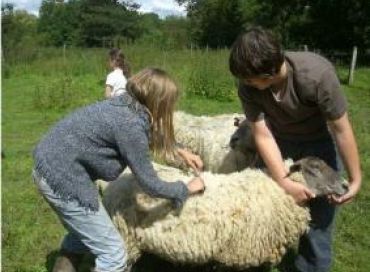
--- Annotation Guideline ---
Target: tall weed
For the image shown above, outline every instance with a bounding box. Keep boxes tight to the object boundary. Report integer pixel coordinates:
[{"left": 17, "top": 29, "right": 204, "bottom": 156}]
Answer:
[
  {"left": 187, "top": 50, "right": 235, "bottom": 101},
  {"left": 33, "top": 75, "right": 76, "bottom": 110}
]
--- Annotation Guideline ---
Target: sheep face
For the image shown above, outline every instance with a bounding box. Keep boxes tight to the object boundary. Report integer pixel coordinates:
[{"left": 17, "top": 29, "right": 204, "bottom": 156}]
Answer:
[
  {"left": 289, "top": 157, "right": 349, "bottom": 197},
  {"left": 229, "top": 118, "right": 256, "bottom": 155}
]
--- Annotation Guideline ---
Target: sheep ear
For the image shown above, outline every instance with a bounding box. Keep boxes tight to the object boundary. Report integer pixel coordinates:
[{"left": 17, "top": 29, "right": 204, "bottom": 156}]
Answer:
[
  {"left": 234, "top": 117, "right": 240, "bottom": 127},
  {"left": 96, "top": 179, "right": 109, "bottom": 194},
  {"left": 289, "top": 163, "right": 302, "bottom": 173}
]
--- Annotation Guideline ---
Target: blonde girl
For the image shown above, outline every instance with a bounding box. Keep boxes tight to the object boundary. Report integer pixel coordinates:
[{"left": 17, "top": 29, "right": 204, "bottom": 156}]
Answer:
[{"left": 33, "top": 68, "right": 204, "bottom": 272}]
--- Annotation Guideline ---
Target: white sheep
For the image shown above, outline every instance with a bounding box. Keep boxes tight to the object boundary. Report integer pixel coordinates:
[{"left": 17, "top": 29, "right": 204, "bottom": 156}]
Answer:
[
  {"left": 101, "top": 157, "right": 348, "bottom": 269},
  {"left": 173, "top": 112, "right": 257, "bottom": 173}
]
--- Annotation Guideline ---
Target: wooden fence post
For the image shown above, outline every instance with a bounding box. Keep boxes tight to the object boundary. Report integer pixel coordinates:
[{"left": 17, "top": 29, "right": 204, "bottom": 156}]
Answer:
[
  {"left": 348, "top": 46, "right": 358, "bottom": 85},
  {"left": 63, "top": 43, "right": 66, "bottom": 64}
]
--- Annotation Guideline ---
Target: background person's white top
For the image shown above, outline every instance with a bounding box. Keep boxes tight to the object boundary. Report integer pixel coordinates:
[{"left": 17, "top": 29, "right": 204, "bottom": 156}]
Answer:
[{"left": 106, "top": 68, "right": 127, "bottom": 97}]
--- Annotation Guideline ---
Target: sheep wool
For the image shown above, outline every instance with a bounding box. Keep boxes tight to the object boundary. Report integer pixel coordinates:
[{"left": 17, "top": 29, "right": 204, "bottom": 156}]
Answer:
[
  {"left": 173, "top": 112, "right": 255, "bottom": 173},
  {"left": 102, "top": 162, "right": 310, "bottom": 268}
]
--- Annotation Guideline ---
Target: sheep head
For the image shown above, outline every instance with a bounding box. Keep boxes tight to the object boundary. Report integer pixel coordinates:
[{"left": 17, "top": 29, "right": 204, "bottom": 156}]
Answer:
[
  {"left": 229, "top": 118, "right": 256, "bottom": 155},
  {"left": 287, "top": 157, "right": 349, "bottom": 197}
]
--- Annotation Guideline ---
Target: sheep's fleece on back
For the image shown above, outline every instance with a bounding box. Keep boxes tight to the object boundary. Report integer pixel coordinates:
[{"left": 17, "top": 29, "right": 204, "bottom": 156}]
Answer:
[
  {"left": 173, "top": 111, "right": 252, "bottom": 173},
  {"left": 102, "top": 163, "right": 310, "bottom": 268}
]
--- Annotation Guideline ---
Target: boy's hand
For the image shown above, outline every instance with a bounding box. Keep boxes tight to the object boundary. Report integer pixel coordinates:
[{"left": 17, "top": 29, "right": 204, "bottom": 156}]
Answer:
[
  {"left": 280, "top": 178, "right": 315, "bottom": 205},
  {"left": 177, "top": 148, "right": 204, "bottom": 173},
  {"left": 328, "top": 180, "right": 361, "bottom": 205},
  {"left": 187, "top": 177, "right": 205, "bottom": 195}
]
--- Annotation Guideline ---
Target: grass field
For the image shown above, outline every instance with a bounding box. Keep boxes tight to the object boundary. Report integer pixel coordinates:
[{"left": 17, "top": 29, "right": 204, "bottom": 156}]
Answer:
[{"left": 2, "top": 46, "right": 370, "bottom": 272}]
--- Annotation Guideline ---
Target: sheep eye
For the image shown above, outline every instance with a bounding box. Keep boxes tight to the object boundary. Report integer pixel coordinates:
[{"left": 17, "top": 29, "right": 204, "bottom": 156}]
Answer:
[
  {"left": 305, "top": 168, "right": 320, "bottom": 177},
  {"left": 309, "top": 161, "right": 321, "bottom": 169},
  {"left": 289, "top": 163, "right": 301, "bottom": 172}
]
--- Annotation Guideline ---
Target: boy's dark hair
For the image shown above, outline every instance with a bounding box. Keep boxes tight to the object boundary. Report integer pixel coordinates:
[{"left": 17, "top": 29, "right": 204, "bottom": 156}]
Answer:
[
  {"left": 229, "top": 27, "right": 284, "bottom": 79},
  {"left": 109, "top": 48, "right": 131, "bottom": 78}
]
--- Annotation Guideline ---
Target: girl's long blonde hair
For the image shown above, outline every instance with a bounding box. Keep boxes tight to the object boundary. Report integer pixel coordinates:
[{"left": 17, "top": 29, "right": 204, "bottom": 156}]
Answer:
[{"left": 126, "top": 68, "right": 179, "bottom": 160}]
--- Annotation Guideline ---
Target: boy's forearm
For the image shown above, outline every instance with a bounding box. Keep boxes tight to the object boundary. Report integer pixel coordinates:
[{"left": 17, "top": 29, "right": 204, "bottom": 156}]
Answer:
[
  {"left": 257, "top": 136, "right": 288, "bottom": 184},
  {"left": 330, "top": 115, "right": 362, "bottom": 184},
  {"left": 253, "top": 125, "right": 288, "bottom": 185}
]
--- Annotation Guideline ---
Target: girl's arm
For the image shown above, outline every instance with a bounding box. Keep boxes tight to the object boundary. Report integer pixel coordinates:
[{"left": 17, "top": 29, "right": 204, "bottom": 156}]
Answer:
[
  {"left": 251, "top": 119, "right": 315, "bottom": 204},
  {"left": 105, "top": 85, "right": 113, "bottom": 98},
  {"left": 328, "top": 112, "right": 362, "bottom": 204},
  {"left": 114, "top": 119, "right": 202, "bottom": 207}
]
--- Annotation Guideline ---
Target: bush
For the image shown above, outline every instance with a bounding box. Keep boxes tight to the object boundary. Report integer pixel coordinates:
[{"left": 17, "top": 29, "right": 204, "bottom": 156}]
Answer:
[{"left": 33, "top": 75, "right": 76, "bottom": 110}]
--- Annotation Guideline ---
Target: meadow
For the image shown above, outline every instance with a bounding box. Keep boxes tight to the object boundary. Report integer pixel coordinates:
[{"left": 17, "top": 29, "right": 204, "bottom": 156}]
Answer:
[{"left": 2, "top": 45, "right": 370, "bottom": 272}]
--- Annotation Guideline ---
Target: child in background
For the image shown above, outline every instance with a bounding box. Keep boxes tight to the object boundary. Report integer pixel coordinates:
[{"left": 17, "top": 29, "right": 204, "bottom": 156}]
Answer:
[{"left": 105, "top": 48, "right": 130, "bottom": 98}]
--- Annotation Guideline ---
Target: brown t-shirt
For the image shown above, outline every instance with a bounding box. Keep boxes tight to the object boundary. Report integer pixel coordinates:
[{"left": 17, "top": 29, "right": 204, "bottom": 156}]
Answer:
[{"left": 238, "top": 51, "right": 347, "bottom": 141}]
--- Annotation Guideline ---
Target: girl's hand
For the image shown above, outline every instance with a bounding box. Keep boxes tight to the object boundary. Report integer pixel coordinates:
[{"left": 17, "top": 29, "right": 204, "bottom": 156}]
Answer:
[
  {"left": 177, "top": 148, "right": 204, "bottom": 173},
  {"left": 187, "top": 177, "right": 205, "bottom": 195},
  {"left": 280, "top": 178, "right": 315, "bottom": 205}
]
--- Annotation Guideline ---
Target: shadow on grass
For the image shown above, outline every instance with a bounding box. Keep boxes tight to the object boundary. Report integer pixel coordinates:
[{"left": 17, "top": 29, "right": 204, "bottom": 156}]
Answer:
[
  {"left": 275, "top": 249, "right": 300, "bottom": 272},
  {"left": 46, "top": 250, "right": 95, "bottom": 272},
  {"left": 45, "top": 250, "right": 297, "bottom": 272},
  {"left": 46, "top": 250, "right": 59, "bottom": 272},
  {"left": 132, "top": 253, "right": 272, "bottom": 272}
]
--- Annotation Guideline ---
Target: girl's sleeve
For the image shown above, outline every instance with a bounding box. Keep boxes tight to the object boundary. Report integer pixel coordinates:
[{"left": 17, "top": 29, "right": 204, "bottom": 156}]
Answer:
[
  {"left": 113, "top": 119, "right": 189, "bottom": 208},
  {"left": 106, "top": 73, "right": 114, "bottom": 87}
]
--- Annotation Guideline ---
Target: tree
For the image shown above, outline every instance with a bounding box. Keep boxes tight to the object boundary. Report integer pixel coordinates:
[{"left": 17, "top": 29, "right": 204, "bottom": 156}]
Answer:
[
  {"left": 78, "top": 0, "right": 141, "bottom": 46},
  {"left": 38, "top": 0, "right": 83, "bottom": 46},
  {"left": 178, "top": 0, "right": 244, "bottom": 48},
  {"left": 37, "top": 0, "right": 142, "bottom": 47},
  {"left": 2, "top": 3, "right": 40, "bottom": 60},
  {"left": 303, "top": 0, "right": 370, "bottom": 51}
]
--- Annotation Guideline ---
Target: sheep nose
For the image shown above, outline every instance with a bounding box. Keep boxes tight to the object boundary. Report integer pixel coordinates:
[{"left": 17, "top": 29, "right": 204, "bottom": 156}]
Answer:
[{"left": 342, "top": 183, "right": 349, "bottom": 192}]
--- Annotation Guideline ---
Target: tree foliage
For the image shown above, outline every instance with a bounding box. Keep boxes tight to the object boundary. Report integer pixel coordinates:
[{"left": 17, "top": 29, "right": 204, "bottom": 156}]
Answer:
[
  {"left": 1, "top": 3, "right": 40, "bottom": 60},
  {"left": 303, "top": 0, "right": 370, "bottom": 50},
  {"left": 177, "top": 0, "right": 370, "bottom": 50},
  {"left": 38, "top": 0, "right": 142, "bottom": 47},
  {"left": 38, "top": 0, "right": 83, "bottom": 46},
  {"left": 3, "top": 0, "right": 370, "bottom": 52},
  {"left": 183, "top": 0, "right": 244, "bottom": 48}
]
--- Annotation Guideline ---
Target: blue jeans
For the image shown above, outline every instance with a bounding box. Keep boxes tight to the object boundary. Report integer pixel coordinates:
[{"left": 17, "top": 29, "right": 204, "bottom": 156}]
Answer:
[
  {"left": 276, "top": 137, "right": 340, "bottom": 272},
  {"left": 32, "top": 170, "right": 128, "bottom": 272}
]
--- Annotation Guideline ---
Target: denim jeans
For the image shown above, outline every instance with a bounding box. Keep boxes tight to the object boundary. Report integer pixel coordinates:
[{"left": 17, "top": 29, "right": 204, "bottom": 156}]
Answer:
[
  {"left": 32, "top": 170, "right": 128, "bottom": 272},
  {"left": 276, "top": 137, "right": 340, "bottom": 272}
]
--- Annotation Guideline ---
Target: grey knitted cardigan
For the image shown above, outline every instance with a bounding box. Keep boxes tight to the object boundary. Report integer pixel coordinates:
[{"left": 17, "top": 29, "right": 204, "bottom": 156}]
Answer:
[{"left": 33, "top": 93, "right": 188, "bottom": 211}]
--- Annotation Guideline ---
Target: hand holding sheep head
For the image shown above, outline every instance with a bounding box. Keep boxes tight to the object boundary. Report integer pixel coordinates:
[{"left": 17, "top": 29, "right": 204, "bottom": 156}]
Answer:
[
  {"left": 287, "top": 157, "right": 349, "bottom": 204},
  {"left": 279, "top": 178, "right": 315, "bottom": 205}
]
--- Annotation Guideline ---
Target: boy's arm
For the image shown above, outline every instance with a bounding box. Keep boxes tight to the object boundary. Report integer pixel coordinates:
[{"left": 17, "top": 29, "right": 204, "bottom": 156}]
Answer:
[
  {"left": 316, "top": 68, "right": 361, "bottom": 204},
  {"left": 328, "top": 112, "right": 362, "bottom": 204},
  {"left": 251, "top": 119, "right": 315, "bottom": 204}
]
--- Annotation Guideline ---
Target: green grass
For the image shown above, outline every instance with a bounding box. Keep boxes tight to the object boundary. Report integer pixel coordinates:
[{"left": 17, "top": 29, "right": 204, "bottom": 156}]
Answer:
[{"left": 2, "top": 47, "right": 370, "bottom": 272}]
